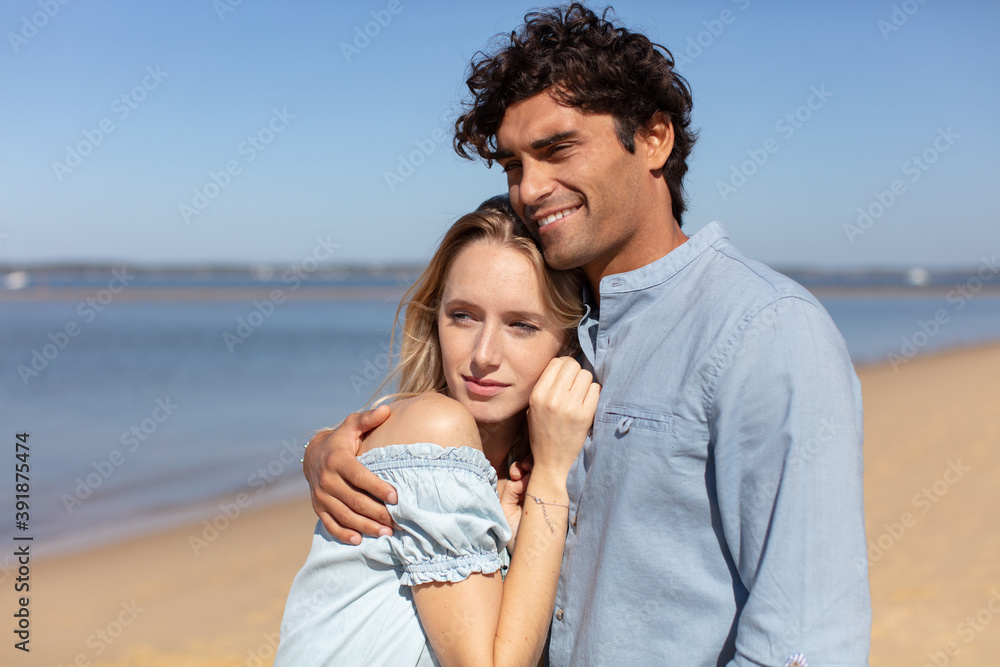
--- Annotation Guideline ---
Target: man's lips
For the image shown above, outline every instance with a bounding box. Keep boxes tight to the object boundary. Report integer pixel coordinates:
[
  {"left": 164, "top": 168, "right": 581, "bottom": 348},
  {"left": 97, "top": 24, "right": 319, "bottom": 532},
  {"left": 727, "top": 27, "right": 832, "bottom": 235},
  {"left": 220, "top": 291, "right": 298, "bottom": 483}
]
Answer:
[
  {"left": 463, "top": 376, "right": 509, "bottom": 397},
  {"left": 532, "top": 205, "right": 580, "bottom": 230}
]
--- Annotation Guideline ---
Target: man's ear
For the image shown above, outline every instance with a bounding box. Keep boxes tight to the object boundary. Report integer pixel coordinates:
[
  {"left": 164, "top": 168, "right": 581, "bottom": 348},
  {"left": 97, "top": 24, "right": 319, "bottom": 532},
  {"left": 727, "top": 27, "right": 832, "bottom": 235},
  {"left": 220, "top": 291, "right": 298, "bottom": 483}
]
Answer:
[{"left": 639, "top": 111, "right": 674, "bottom": 172}]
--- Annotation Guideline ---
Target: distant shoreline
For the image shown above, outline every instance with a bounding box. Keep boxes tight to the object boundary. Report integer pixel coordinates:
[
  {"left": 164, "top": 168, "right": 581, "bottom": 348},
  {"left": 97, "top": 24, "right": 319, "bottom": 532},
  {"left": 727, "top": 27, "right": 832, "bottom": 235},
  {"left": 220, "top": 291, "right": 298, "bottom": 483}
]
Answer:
[
  {"left": 0, "top": 285, "right": 410, "bottom": 302},
  {"left": 2, "top": 283, "right": 999, "bottom": 302}
]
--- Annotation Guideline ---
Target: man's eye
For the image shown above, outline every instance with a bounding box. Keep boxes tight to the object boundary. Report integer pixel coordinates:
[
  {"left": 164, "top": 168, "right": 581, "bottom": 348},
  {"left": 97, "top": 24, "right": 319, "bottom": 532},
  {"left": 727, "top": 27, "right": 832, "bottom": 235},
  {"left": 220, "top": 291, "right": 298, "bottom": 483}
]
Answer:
[{"left": 501, "top": 162, "right": 521, "bottom": 173}]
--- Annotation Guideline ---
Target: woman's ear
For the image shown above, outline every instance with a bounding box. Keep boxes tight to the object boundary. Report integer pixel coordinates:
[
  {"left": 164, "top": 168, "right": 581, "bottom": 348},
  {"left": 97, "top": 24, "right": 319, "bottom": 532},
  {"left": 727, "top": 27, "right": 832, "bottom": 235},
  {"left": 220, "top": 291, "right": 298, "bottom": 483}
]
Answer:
[{"left": 557, "top": 333, "right": 576, "bottom": 358}]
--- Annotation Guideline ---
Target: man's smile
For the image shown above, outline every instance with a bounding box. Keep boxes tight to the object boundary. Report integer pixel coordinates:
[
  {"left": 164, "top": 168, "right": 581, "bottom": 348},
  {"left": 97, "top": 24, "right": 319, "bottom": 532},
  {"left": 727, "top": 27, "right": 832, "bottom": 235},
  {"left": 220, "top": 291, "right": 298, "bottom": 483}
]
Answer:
[{"left": 533, "top": 205, "right": 580, "bottom": 228}]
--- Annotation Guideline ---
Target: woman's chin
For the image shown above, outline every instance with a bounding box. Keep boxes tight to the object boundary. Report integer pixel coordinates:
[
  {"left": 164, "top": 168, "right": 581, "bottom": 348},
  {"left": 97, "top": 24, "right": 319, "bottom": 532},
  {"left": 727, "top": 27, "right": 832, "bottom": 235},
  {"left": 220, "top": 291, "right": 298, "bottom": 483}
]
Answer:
[{"left": 467, "top": 405, "right": 523, "bottom": 430}]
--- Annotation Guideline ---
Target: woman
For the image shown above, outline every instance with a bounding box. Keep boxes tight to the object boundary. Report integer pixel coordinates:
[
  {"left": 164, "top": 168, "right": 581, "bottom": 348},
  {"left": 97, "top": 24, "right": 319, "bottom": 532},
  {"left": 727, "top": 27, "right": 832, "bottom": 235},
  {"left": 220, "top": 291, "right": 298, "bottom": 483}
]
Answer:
[{"left": 275, "top": 196, "right": 599, "bottom": 667}]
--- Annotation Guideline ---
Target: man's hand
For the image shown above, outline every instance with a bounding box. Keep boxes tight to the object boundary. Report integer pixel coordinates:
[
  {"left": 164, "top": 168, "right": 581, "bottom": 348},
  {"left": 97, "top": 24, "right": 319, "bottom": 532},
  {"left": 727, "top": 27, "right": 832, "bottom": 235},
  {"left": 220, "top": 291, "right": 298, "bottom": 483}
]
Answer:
[{"left": 303, "top": 405, "right": 397, "bottom": 544}]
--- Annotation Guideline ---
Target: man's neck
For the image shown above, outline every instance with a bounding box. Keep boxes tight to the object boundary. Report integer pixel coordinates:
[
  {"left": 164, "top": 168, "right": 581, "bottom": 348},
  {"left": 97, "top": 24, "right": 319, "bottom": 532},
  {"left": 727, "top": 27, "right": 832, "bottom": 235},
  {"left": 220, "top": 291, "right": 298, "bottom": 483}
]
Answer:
[{"left": 584, "top": 223, "right": 689, "bottom": 296}]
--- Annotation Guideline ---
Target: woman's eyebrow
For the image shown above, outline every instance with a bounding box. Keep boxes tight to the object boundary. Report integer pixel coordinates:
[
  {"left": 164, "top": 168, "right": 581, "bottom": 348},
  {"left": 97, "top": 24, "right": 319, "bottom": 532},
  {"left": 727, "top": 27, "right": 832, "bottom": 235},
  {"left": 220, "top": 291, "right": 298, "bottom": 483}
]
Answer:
[
  {"left": 504, "top": 309, "right": 547, "bottom": 323},
  {"left": 442, "top": 299, "right": 546, "bottom": 321}
]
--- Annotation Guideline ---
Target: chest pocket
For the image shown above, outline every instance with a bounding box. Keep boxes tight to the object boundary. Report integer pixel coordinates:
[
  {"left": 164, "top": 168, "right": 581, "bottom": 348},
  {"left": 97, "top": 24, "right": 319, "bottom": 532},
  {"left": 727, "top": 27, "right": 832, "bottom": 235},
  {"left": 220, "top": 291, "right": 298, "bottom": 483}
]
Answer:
[
  {"left": 595, "top": 404, "right": 708, "bottom": 478},
  {"left": 598, "top": 405, "right": 673, "bottom": 437}
]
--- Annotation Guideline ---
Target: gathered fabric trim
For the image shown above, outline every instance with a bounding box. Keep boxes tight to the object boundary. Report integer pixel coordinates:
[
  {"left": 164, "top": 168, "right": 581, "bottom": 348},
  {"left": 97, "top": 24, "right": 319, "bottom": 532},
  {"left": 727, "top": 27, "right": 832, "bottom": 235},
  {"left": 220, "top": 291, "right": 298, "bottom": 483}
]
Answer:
[
  {"left": 359, "top": 443, "right": 497, "bottom": 488},
  {"left": 399, "top": 551, "right": 505, "bottom": 586}
]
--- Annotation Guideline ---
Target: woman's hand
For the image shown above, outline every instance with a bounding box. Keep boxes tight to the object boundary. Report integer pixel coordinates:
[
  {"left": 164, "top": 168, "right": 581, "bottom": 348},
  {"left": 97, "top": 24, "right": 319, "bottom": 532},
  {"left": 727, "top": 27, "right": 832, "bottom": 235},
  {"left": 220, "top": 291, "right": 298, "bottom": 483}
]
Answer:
[{"left": 526, "top": 357, "right": 600, "bottom": 481}]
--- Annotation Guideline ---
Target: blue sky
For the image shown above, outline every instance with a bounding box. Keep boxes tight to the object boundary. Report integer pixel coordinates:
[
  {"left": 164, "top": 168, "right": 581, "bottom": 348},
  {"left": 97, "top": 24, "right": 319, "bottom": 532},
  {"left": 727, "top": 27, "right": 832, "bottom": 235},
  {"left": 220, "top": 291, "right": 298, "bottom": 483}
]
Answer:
[{"left": 1, "top": 0, "right": 997, "bottom": 269}]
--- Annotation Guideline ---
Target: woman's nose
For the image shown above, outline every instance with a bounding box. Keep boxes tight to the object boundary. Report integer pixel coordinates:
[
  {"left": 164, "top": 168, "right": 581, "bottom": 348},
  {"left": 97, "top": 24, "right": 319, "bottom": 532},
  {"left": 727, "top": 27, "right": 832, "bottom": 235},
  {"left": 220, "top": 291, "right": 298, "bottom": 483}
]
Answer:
[{"left": 472, "top": 326, "right": 502, "bottom": 370}]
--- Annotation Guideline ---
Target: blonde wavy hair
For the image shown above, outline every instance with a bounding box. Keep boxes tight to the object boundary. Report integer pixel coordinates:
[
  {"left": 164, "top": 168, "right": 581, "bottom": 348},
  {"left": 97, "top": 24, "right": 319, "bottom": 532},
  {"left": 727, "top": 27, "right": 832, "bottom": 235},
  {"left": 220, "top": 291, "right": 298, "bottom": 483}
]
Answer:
[{"left": 372, "top": 195, "right": 586, "bottom": 408}]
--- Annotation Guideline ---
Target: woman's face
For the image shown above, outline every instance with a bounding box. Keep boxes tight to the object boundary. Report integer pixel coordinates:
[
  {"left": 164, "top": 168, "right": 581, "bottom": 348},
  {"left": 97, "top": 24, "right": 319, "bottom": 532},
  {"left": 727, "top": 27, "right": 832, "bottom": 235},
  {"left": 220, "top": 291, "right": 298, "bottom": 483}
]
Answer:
[{"left": 437, "top": 242, "right": 567, "bottom": 427}]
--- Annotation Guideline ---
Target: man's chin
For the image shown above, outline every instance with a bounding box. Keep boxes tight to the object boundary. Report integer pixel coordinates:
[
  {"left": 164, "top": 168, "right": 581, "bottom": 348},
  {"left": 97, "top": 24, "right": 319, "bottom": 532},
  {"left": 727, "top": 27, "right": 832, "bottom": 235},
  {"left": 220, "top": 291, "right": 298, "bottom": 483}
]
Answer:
[{"left": 540, "top": 246, "right": 584, "bottom": 272}]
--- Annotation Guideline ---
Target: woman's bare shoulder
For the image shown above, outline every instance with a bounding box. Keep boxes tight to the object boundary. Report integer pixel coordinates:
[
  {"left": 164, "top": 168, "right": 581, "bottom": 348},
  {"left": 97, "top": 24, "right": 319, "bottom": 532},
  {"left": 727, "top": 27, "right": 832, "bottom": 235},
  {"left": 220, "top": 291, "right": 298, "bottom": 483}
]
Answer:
[{"left": 359, "top": 393, "right": 482, "bottom": 455}]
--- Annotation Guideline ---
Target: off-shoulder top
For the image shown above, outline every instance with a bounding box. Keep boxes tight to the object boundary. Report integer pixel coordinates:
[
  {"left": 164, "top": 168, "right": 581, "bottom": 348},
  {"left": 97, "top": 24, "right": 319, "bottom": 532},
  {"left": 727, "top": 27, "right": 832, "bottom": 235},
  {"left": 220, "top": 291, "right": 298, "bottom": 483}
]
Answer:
[{"left": 275, "top": 443, "right": 511, "bottom": 666}]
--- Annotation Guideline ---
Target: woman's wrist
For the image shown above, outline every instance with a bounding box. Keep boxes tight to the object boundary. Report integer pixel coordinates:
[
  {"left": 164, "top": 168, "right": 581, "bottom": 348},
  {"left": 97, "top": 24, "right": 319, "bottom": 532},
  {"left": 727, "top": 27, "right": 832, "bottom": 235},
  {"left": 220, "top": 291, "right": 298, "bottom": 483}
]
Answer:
[{"left": 523, "top": 469, "right": 570, "bottom": 503}]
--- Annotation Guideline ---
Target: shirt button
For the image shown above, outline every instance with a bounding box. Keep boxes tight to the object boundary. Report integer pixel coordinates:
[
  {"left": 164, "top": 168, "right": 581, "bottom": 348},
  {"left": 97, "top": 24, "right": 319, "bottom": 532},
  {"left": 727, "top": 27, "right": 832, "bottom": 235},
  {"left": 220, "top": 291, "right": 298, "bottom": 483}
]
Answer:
[
  {"left": 571, "top": 515, "right": 577, "bottom": 527},
  {"left": 555, "top": 608, "right": 564, "bottom": 621},
  {"left": 617, "top": 416, "right": 633, "bottom": 434}
]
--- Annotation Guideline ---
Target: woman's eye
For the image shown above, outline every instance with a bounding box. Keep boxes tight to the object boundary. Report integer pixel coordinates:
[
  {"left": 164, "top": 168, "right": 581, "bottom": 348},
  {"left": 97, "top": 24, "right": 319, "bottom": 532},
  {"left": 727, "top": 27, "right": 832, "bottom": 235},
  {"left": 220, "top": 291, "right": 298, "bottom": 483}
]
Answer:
[
  {"left": 448, "top": 311, "right": 471, "bottom": 322},
  {"left": 511, "top": 321, "right": 538, "bottom": 332}
]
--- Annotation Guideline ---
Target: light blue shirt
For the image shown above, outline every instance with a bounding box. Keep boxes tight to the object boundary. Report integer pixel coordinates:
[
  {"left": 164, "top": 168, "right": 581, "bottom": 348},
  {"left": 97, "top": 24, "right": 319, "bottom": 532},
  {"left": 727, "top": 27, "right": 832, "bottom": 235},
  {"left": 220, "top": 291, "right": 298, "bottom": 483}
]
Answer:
[
  {"left": 276, "top": 444, "right": 510, "bottom": 667},
  {"left": 549, "top": 222, "right": 871, "bottom": 666}
]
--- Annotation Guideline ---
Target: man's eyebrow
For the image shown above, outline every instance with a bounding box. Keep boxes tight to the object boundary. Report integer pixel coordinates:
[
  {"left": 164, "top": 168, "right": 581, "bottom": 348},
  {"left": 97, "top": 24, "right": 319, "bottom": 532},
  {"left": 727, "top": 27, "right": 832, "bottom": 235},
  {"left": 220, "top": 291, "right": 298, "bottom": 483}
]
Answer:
[
  {"left": 491, "top": 148, "right": 515, "bottom": 161},
  {"left": 530, "top": 130, "right": 578, "bottom": 150},
  {"left": 491, "top": 130, "right": 580, "bottom": 161}
]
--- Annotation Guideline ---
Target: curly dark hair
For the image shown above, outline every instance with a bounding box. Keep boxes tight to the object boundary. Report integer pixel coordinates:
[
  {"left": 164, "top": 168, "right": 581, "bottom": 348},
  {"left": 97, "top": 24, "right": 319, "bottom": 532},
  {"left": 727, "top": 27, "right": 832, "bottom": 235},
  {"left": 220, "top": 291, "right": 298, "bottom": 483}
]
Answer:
[{"left": 454, "top": 4, "right": 698, "bottom": 226}]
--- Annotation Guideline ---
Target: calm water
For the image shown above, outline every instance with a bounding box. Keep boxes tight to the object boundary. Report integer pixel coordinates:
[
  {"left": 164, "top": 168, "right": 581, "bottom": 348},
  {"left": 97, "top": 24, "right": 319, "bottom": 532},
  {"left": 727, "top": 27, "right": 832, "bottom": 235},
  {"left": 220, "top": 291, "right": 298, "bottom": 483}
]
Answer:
[{"left": 2, "top": 290, "right": 999, "bottom": 560}]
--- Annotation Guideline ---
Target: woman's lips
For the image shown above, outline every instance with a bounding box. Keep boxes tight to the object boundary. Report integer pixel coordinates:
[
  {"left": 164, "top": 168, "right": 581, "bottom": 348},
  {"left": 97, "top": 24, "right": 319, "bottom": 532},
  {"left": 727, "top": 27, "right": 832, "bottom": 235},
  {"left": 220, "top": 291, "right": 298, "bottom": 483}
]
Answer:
[{"left": 463, "top": 376, "right": 508, "bottom": 397}]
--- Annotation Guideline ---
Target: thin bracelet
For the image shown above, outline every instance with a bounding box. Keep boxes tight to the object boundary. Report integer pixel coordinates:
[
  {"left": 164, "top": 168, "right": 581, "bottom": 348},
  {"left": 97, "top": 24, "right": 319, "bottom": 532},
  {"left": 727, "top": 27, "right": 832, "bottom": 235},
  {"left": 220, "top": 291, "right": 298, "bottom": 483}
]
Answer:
[{"left": 524, "top": 493, "right": 570, "bottom": 533}]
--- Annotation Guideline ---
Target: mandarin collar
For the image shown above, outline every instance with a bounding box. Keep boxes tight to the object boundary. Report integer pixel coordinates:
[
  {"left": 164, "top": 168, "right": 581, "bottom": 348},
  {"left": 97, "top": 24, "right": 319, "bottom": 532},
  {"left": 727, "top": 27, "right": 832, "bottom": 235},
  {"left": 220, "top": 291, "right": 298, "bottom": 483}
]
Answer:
[{"left": 596, "top": 221, "right": 729, "bottom": 296}]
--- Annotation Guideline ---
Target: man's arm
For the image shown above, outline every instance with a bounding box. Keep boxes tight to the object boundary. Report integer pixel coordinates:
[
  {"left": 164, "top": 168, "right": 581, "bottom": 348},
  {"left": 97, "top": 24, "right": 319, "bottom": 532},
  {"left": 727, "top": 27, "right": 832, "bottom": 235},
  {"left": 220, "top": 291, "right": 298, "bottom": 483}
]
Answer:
[
  {"left": 711, "top": 297, "right": 871, "bottom": 665},
  {"left": 302, "top": 405, "right": 397, "bottom": 544}
]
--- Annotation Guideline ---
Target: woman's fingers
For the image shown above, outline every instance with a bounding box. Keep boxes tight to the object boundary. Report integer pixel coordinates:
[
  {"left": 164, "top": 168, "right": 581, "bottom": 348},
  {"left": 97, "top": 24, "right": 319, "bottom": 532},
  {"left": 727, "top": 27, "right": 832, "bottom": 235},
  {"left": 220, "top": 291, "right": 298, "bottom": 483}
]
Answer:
[{"left": 531, "top": 357, "right": 598, "bottom": 423}]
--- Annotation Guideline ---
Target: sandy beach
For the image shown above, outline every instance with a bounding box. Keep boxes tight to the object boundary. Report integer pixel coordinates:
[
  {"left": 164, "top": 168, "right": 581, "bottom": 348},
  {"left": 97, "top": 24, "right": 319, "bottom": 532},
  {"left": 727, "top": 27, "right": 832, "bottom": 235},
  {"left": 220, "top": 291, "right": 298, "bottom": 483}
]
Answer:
[{"left": 11, "top": 341, "right": 1000, "bottom": 666}]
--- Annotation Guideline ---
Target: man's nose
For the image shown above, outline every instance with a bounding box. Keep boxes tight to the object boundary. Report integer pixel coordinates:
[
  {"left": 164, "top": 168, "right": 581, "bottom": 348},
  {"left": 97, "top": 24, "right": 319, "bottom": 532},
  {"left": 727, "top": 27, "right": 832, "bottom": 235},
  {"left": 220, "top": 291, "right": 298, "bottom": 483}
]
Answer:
[{"left": 516, "top": 160, "right": 554, "bottom": 214}]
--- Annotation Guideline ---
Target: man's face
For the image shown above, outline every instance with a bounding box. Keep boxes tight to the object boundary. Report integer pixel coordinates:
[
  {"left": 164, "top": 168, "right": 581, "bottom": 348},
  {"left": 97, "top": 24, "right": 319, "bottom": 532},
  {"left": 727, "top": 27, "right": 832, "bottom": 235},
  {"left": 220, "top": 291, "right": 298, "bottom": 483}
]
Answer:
[{"left": 495, "top": 90, "right": 665, "bottom": 284}]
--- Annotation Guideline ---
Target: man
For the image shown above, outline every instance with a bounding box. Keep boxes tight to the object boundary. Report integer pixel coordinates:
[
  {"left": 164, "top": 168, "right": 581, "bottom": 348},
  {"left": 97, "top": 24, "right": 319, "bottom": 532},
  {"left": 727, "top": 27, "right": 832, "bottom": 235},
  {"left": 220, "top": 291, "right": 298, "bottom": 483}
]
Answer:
[{"left": 304, "top": 5, "right": 871, "bottom": 665}]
